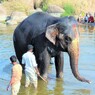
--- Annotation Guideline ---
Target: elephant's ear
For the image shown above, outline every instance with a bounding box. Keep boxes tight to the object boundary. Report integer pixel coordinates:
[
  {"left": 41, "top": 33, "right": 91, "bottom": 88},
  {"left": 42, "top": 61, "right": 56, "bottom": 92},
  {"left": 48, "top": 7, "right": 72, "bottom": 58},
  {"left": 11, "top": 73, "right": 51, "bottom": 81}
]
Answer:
[{"left": 45, "top": 24, "right": 58, "bottom": 45}]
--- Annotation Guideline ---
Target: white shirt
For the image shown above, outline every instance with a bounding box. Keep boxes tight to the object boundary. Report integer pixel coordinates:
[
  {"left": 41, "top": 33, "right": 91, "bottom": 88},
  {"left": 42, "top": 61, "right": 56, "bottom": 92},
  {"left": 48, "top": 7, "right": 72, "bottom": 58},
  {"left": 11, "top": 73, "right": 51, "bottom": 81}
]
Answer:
[
  {"left": 84, "top": 16, "right": 88, "bottom": 21},
  {"left": 22, "top": 51, "right": 37, "bottom": 73}
]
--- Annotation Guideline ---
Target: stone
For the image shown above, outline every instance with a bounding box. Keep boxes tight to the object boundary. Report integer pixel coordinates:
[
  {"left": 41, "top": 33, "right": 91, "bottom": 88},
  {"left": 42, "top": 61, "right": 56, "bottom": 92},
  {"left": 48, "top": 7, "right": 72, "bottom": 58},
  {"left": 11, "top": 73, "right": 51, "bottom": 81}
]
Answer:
[
  {"left": 47, "top": 5, "right": 65, "bottom": 13},
  {"left": 0, "top": 4, "right": 7, "bottom": 21}
]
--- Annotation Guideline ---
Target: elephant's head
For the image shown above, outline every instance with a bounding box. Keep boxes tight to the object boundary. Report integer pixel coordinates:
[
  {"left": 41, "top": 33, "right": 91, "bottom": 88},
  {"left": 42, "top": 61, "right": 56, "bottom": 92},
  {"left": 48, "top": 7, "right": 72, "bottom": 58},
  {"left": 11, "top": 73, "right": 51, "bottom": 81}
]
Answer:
[{"left": 45, "top": 16, "right": 91, "bottom": 83}]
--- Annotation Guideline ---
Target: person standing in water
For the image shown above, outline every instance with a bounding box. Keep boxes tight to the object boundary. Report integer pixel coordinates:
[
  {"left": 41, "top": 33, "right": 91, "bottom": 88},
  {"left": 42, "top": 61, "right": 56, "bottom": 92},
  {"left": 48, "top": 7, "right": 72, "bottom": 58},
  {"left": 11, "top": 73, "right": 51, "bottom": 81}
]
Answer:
[
  {"left": 7, "top": 55, "right": 22, "bottom": 95},
  {"left": 22, "top": 44, "right": 40, "bottom": 89}
]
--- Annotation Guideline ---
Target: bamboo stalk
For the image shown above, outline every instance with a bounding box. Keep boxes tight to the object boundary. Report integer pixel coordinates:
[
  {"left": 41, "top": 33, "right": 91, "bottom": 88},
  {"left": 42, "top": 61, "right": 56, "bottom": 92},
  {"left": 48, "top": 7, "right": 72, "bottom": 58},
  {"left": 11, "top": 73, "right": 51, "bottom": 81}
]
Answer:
[{"left": 37, "top": 74, "right": 47, "bottom": 83}]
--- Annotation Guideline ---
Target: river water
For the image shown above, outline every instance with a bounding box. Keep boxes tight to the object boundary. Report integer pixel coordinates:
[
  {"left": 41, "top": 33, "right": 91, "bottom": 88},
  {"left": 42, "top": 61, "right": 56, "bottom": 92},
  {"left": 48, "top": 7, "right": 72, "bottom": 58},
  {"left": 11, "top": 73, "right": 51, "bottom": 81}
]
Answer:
[{"left": 0, "top": 25, "right": 95, "bottom": 95}]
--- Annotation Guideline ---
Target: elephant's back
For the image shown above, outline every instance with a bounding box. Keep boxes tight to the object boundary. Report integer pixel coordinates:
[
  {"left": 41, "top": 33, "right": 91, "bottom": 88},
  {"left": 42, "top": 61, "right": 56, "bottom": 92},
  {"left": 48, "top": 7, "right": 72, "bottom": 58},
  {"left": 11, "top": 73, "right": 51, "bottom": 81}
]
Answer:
[
  {"left": 13, "top": 12, "right": 59, "bottom": 43},
  {"left": 27, "top": 12, "right": 56, "bottom": 24},
  {"left": 19, "top": 12, "right": 58, "bottom": 37}
]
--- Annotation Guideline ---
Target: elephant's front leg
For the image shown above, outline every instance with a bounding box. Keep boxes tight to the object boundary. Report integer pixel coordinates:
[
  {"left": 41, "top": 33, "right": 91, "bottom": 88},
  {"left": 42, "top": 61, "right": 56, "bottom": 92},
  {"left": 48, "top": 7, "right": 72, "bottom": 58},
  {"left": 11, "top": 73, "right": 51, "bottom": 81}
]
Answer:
[
  {"left": 39, "top": 51, "right": 51, "bottom": 79},
  {"left": 55, "top": 52, "right": 64, "bottom": 78}
]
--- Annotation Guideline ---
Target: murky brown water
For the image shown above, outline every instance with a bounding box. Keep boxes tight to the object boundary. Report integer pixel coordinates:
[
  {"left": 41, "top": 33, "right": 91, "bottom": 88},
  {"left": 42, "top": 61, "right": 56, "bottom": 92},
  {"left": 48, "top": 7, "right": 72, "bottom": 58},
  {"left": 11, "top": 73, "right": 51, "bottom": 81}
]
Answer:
[{"left": 0, "top": 25, "right": 95, "bottom": 95}]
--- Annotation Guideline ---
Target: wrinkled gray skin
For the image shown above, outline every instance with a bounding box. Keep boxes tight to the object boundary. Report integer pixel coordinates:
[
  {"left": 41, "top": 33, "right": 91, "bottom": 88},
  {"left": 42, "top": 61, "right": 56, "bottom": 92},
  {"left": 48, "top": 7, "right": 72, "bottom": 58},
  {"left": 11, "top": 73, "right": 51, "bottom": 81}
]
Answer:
[{"left": 13, "top": 12, "right": 90, "bottom": 83}]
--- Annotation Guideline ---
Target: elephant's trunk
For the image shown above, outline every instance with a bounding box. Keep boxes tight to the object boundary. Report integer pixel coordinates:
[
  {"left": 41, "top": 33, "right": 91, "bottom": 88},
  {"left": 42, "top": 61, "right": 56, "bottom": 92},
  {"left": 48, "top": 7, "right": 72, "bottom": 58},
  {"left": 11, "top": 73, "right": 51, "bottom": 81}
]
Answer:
[{"left": 68, "top": 38, "right": 91, "bottom": 83}]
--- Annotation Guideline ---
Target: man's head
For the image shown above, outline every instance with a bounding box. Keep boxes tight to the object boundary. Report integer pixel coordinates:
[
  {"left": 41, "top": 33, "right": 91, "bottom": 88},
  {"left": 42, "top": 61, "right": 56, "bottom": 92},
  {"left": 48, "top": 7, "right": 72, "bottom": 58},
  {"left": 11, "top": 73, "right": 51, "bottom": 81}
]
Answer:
[
  {"left": 10, "top": 55, "right": 17, "bottom": 63},
  {"left": 27, "top": 44, "right": 33, "bottom": 51}
]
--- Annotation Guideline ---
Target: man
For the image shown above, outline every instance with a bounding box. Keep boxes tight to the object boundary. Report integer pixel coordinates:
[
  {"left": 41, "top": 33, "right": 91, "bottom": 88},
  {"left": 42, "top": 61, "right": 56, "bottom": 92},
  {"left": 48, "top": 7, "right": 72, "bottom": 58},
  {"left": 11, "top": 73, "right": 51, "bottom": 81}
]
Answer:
[
  {"left": 7, "top": 55, "right": 22, "bottom": 95},
  {"left": 84, "top": 13, "right": 89, "bottom": 23},
  {"left": 88, "top": 14, "right": 94, "bottom": 23},
  {"left": 22, "top": 44, "right": 40, "bottom": 89}
]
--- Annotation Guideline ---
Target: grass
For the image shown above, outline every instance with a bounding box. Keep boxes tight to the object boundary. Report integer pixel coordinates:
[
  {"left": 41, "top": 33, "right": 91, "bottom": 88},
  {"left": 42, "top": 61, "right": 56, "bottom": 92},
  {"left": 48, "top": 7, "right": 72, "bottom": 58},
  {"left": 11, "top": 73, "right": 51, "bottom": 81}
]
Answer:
[{"left": 61, "top": 3, "right": 75, "bottom": 17}]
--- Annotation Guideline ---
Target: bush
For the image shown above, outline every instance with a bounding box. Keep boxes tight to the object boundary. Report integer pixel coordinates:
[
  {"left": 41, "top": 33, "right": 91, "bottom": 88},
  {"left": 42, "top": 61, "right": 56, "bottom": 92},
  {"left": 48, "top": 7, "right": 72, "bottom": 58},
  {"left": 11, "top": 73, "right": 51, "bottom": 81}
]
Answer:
[
  {"left": 41, "top": 3, "right": 48, "bottom": 12},
  {"left": 41, "top": 0, "right": 48, "bottom": 12},
  {"left": 61, "top": 3, "right": 75, "bottom": 17}
]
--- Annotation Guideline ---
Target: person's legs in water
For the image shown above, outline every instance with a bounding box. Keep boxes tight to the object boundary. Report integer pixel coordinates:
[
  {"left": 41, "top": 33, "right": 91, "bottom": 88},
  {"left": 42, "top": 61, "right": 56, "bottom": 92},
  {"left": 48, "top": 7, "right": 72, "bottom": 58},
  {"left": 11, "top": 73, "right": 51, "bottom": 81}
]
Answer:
[
  {"left": 30, "top": 73, "right": 38, "bottom": 89},
  {"left": 12, "top": 82, "right": 21, "bottom": 95},
  {"left": 25, "top": 71, "right": 30, "bottom": 87}
]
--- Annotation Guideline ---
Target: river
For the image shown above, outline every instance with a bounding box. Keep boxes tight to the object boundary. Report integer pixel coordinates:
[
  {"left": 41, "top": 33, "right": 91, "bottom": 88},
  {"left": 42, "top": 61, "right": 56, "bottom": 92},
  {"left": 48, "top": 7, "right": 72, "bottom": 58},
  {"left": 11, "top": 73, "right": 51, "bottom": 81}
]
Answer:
[{"left": 0, "top": 25, "right": 95, "bottom": 95}]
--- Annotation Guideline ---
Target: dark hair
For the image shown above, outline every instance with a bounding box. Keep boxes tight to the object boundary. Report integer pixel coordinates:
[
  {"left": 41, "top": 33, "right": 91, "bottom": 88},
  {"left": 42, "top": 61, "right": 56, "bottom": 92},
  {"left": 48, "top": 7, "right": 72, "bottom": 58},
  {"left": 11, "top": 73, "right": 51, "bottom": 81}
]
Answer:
[
  {"left": 27, "top": 44, "right": 33, "bottom": 50},
  {"left": 10, "top": 55, "right": 17, "bottom": 62}
]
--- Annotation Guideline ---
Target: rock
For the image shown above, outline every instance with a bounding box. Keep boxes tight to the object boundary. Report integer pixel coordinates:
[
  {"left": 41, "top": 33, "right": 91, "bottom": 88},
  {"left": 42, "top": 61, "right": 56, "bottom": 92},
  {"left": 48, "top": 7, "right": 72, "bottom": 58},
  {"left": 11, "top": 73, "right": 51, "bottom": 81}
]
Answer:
[
  {"left": 46, "top": 5, "right": 65, "bottom": 17},
  {"left": 47, "top": 5, "right": 65, "bottom": 13},
  {"left": 31, "top": 8, "right": 43, "bottom": 14},
  {"left": 11, "top": 12, "right": 27, "bottom": 22},
  {"left": 5, "top": 11, "right": 28, "bottom": 25},
  {"left": 0, "top": 4, "right": 7, "bottom": 21},
  {"left": 34, "top": 0, "right": 43, "bottom": 9}
]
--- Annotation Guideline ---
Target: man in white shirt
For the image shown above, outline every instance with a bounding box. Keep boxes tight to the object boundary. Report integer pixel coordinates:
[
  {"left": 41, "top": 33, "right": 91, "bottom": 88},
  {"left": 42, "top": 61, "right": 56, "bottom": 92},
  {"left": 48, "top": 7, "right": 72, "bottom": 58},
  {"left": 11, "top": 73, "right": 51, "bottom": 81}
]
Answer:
[{"left": 22, "top": 45, "right": 40, "bottom": 89}]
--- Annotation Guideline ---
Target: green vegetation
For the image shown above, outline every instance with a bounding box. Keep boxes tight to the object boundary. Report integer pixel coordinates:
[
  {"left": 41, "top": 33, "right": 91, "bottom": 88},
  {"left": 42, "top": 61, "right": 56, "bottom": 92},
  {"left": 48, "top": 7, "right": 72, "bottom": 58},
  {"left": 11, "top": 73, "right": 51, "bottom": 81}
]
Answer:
[
  {"left": 41, "top": 0, "right": 48, "bottom": 12},
  {"left": 1, "top": 0, "right": 95, "bottom": 17},
  {"left": 61, "top": 3, "right": 75, "bottom": 17},
  {"left": 0, "top": 0, "right": 6, "bottom": 2}
]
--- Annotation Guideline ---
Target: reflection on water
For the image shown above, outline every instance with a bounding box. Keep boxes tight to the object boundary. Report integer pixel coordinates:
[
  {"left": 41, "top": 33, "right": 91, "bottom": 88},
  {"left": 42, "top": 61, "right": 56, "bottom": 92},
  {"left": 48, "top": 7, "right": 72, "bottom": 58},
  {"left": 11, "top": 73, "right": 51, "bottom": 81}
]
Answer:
[
  {"left": 88, "top": 26, "right": 95, "bottom": 33},
  {"left": 0, "top": 25, "right": 95, "bottom": 95},
  {"left": 19, "top": 77, "right": 64, "bottom": 95},
  {"left": 73, "top": 89, "right": 90, "bottom": 95}
]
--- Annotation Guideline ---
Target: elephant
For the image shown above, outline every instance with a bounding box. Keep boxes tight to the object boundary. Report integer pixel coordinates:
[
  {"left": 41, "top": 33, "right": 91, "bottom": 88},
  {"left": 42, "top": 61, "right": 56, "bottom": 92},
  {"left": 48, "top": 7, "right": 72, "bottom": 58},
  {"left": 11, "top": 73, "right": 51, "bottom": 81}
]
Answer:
[{"left": 13, "top": 12, "right": 90, "bottom": 83}]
